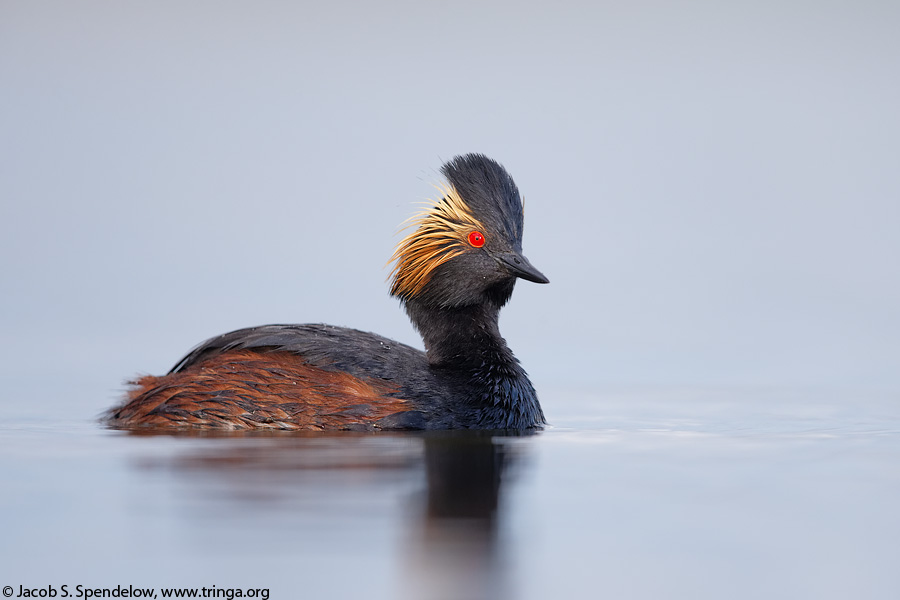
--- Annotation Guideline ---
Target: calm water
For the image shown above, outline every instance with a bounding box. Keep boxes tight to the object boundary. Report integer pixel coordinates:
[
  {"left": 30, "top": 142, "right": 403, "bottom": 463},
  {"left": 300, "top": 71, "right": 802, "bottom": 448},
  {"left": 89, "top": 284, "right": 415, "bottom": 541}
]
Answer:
[{"left": 2, "top": 386, "right": 898, "bottom": 600}]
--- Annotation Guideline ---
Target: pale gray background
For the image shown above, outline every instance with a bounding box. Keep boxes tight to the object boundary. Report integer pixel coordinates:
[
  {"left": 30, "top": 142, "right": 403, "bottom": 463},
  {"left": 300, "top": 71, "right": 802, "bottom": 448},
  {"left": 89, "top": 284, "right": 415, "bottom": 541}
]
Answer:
[
  {"left": 2, "top": 4, "right": 900, "bottom": 600},
  {"left": 2, "top": 0, "right": 898, "bottom": 419}
]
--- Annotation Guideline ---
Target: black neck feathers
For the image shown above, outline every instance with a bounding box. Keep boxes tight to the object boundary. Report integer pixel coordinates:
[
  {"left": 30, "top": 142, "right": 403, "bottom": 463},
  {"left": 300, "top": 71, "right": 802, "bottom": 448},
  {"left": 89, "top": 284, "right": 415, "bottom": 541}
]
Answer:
[
  {"left": 405, "top": 300, "right": 506, "bottom": 368},
  {"left": 404, "top": 297, "right": 545, "bottom": 429}
]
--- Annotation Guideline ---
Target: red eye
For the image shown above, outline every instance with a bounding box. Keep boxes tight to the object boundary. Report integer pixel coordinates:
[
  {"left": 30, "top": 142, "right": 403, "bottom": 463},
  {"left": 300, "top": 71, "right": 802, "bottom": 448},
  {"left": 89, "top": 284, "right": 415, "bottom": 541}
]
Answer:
[{"left": 468, "top": 231, "right": 485, "bottom": 247}]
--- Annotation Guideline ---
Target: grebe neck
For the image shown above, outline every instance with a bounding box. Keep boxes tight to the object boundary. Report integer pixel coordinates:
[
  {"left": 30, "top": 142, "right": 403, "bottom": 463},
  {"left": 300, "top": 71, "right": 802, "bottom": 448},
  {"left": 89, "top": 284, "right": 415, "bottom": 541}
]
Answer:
[
  {"left": 404, "top": 300, "right": 509, "bottom": 368},
  {"left": 405, "top": 297, "right": 544, "bottom": 428}
]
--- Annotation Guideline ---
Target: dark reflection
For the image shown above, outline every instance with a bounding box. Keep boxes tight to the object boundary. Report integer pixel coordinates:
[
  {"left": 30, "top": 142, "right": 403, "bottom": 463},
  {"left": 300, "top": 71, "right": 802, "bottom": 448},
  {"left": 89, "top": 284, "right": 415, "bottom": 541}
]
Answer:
[
  {"left": 124, "top": 430, "right": 530, "bottom": 600},
  {"left": 424, "top": 433, "right": 505, "bottom": 521},
  {"left": 409, "top": 433, "right": 514, "bottom": 600}
]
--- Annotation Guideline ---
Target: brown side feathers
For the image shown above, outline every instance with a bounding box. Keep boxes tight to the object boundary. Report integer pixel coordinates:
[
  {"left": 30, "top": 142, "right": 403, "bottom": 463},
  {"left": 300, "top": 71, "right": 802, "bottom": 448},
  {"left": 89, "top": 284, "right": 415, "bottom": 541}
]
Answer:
[{"left": 108, "top": 350, "right": 412, "bottom": 431}]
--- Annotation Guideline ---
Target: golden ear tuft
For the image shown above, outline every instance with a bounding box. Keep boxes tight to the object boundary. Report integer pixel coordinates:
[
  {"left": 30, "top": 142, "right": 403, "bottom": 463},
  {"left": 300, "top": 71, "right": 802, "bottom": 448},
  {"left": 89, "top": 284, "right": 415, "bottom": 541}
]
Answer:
[{"left": 388, "top": 184, "right": 486, "bottom": 300}]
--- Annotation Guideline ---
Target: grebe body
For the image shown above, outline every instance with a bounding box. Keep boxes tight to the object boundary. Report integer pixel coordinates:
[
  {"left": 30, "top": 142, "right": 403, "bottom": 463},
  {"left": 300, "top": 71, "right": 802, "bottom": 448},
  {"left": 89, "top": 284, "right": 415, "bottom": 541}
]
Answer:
[{"left": 107, "top": 154, "right": 548, "bottom": 431}]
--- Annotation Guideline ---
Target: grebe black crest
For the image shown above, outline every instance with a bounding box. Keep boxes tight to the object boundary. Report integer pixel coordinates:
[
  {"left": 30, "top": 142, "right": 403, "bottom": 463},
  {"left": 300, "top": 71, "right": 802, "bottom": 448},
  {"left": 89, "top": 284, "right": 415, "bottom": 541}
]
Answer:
[{"left": 107, "top": 154, "right": 549, "bottom": 431}]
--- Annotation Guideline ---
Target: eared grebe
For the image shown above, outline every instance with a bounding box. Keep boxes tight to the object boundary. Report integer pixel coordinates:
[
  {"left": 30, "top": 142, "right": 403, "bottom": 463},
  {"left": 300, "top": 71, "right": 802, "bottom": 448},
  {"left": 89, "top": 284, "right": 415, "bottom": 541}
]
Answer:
[{"left": 106, "top": 154, "right": 548, "bottom": 431}]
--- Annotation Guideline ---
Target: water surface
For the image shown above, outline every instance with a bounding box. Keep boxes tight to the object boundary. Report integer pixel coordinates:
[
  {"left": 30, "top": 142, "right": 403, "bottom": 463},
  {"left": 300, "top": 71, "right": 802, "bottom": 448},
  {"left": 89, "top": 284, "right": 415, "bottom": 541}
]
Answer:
[{"left": 2, "top": 387, "right": 897, "bottom": 600}]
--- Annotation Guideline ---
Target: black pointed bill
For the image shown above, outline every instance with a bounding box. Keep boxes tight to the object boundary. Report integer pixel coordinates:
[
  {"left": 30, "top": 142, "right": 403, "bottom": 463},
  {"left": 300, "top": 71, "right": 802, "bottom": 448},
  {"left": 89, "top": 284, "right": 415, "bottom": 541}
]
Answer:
[{"left": 495, "top": 252, "right": 550, "bottom": 284}]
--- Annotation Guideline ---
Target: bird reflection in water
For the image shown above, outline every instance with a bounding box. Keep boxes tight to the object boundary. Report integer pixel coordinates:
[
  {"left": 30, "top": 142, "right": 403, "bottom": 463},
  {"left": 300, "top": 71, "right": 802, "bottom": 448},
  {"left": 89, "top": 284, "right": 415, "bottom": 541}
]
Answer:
[
  {"left": 129, "top": 431, "right": 527, "bottom": 600},
  {"left": 409, "top": 433, "right": 515, "bottom": 600}
]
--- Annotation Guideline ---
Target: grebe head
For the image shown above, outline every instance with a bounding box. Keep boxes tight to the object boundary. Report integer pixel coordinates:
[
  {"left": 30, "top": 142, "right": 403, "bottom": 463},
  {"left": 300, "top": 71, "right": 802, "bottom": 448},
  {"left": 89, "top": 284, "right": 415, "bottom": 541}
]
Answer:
[{"left": 389, "top": 154, "right": 548, "bottom": 309}]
